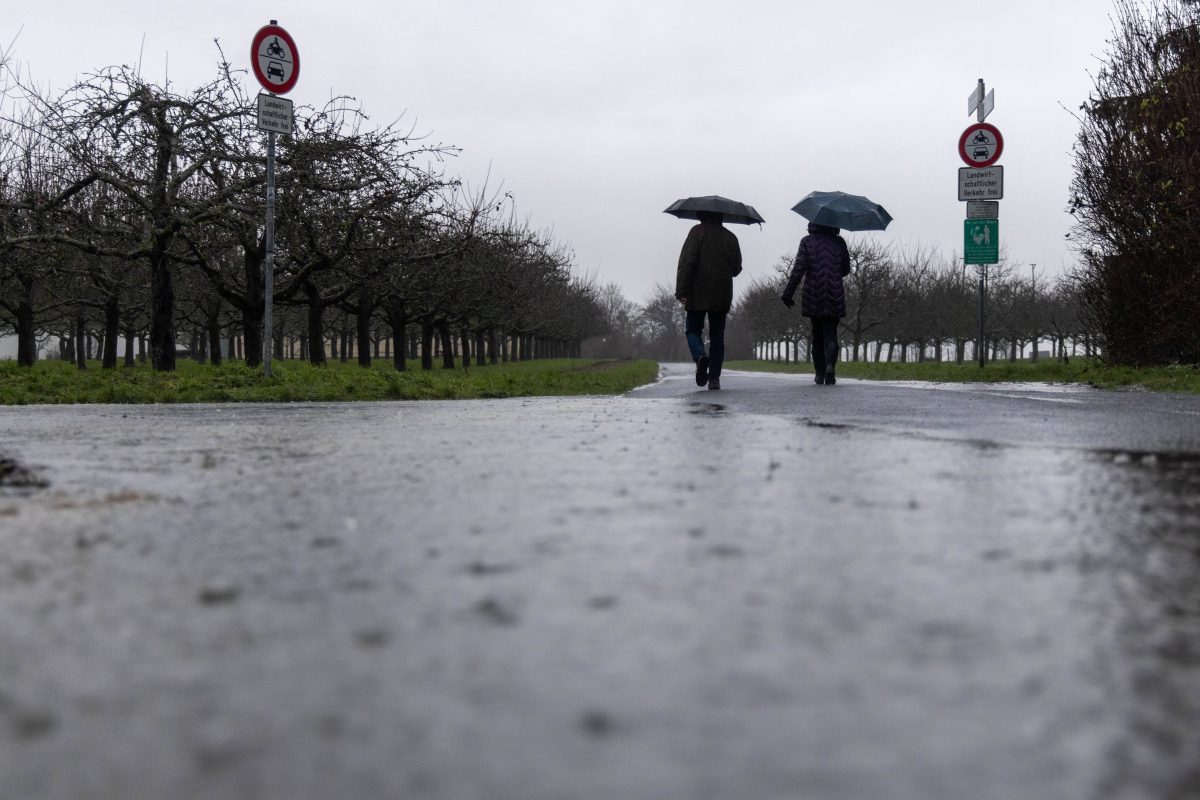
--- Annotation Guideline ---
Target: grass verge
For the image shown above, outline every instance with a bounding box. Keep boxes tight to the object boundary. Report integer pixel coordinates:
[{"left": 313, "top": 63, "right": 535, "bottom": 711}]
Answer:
[
  {"left": 723, "top": 358, "right": 1200, "bottom": 393},
  {"left": 0, "top": 358, "right": 660, "bottom": 405}
]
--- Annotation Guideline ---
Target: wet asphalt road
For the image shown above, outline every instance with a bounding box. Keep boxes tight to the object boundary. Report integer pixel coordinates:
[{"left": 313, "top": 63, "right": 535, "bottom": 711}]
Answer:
[{"left": 1, "top": 364, "right": 1199, "bottom": 800}]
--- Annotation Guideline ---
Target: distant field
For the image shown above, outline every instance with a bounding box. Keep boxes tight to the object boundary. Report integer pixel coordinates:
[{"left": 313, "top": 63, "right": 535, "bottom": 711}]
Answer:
[
  {"left": 0, "top": 358, "right": 659, "bottom": 405},
  {"left": 724, "top": 358, "right": 1200, "bottom": 393}
]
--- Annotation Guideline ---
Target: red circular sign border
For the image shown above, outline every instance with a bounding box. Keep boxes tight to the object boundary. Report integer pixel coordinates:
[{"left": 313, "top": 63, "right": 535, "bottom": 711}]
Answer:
[
  {"left": 959, "top": 122, "right": 1003, "bottom": 168},
  {"left": 251, "top": 24, "right": 300, "bottom": 95}
]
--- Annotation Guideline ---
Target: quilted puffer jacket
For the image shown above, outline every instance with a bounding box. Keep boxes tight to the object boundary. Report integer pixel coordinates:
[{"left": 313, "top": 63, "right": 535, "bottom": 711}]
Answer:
[{"left": 782, "top": 223, "right": 851, "bottom": 318}]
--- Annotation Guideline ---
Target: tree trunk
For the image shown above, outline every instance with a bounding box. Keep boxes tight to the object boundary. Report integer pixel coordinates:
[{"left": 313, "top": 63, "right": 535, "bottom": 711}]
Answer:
[
  {"left": 207, "top": 309, "right": 223, "bottom": 367},
  {"left": 387, "top": 300, "right": 407, "bottom": 372},
  {"left": 15, "top": 276, "right": 37, "bottom": 367},
  {"left": 102, "top": 294, "right": 120, "bottom": 369},
  {"left": 149, "top": 250, "right": 176, "bottom": 371},
  {"left": 440, "top": 323, "right": 455, "bottom": 369},
  {"left": 356, "top": 288, "right": 374, "bottom": 368},
  {"left": 74, "top": 309, "right": 87, "bottom": 370},
  {"left": 419, "top": 321, "right": 434, "bottom": 370},
  {"left": 306, "top": 286, "right": 327, "bottom": 366},
  {"left": 123, "top": 326, "right": 136, "bottom": 367}
]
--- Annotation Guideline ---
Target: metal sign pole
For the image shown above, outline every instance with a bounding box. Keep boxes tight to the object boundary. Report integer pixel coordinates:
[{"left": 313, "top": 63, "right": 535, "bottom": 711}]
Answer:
[
  {"left": 264, "top": 129, "right": 275, "bottom": 376},
  {"left": 977, "top": 265, "right": 987, "bottom": 368}
]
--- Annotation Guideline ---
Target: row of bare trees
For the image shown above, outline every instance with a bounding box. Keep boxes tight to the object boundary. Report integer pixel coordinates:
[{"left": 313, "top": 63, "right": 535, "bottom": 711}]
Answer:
[
  {"left": 0, "top": 53, "right": 607, "bottom": 370},
  {"left": 733, "top": 241, "right": 1098, "bottom": 365}
]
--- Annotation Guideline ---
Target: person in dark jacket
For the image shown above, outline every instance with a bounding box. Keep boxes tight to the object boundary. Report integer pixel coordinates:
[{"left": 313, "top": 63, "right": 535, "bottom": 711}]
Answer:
[
  {"left": 781, "top": 222, "right": 851, "bottom": 385},
  {"left": 675, "top": 211, "right": 743, "bottom": 390}
]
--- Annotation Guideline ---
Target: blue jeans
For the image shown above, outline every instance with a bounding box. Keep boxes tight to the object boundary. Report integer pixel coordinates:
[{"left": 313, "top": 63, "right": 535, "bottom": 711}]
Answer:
[{"left": 685, "top": 310, "right": 726, "bottom": 380}]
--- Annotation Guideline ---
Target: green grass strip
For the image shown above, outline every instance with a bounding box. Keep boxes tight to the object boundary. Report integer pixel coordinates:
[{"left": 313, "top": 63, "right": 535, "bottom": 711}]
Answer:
[
  {"left": 0, "top": 358, "right": 659, "bottom": 405},
  {"left": 724, "top": 358, "right": 1200, "bottom": 393}
]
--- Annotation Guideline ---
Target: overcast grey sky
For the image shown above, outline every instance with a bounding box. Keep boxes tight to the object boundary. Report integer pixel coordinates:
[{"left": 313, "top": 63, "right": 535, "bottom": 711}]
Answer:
[{"left": 9, "top": 1, "right": 1115, "bottom": 303}]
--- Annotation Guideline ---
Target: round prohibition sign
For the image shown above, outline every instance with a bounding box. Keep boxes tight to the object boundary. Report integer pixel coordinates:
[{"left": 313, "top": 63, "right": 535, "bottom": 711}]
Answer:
[
  {"left": 959, "top": 122, "right": 1004, "bottom": 168},
  {"left": 251, "top": 24, "right": 300, "bottom": 95}
]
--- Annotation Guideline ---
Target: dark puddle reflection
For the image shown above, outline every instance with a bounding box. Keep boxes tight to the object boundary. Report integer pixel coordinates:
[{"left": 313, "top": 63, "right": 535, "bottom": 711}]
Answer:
[
  {"left": 687, "top": 402, "right": 728, "bottom": 418},
  {"left": 0, "top": 456, "right": 47, "bottom": 490}
]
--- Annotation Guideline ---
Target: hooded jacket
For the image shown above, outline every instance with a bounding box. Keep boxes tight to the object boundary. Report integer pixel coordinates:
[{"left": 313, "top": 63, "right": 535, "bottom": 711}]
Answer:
[
  {"left": 675, "top": 222, "right": 743, "bottom": 313},
  {"left": 782, "top": 223, "right": 851, "bottom": 318}
]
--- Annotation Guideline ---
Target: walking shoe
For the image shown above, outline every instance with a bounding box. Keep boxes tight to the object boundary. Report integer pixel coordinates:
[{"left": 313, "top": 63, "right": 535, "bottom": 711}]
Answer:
[
  {"left": 814, "top": 373, "right": 825, "bottom": 385},
  {"left": 825, "top": 367, "right": 836, "bottom": 385},
  {"left": 695, "top": 354, "right": 710, "bottom": 386},
  {"left": 708, "top": 378, "right": 721, "bottom": 390}
]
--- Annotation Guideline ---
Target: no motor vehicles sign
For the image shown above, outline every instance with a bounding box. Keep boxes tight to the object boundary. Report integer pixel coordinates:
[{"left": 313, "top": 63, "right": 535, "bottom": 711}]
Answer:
[
  {"left": 251, "top": 24, "right": 300, "bottom": 95},
  {"left": 959, "top": 122, "right": 1003, "bottom": 168}
]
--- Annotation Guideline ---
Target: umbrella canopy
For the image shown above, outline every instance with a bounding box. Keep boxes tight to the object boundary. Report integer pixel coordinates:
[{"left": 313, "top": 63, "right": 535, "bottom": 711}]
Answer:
[
  {"left": 791, "top": 191, "right": 892, "bottom": 232},
  {"left": 664, "top": 195, "right": 765, "bottom": 225}
]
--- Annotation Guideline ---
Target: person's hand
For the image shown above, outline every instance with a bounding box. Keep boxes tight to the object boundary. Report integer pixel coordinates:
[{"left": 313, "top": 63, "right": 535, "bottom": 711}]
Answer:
[
  {"left": 781, "top": 295, "right": 795, "bottom": 308},
  {"left": 676, "top": 296, "right": 687, "bottom": 306}
]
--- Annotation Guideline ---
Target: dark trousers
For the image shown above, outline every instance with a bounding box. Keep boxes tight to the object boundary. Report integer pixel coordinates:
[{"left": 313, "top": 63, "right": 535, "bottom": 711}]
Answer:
[
  {"left": 685, "top": 309, "right": 727, "bottom": 380},
  {"left": 810, "top": 316, "right": 839, "bottom": 376}
]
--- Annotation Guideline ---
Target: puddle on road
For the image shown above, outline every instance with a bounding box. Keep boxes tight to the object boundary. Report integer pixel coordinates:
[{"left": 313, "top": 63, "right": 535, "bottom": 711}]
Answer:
[
  {"left": 0, "top": 456, "right": 47, "bottom": 490},
  {"left": 686, "top": 403, "right": 728, "bottom": 418},
  {"left": 1095, "top": 448, "right": 1200, "bottom": 473}
]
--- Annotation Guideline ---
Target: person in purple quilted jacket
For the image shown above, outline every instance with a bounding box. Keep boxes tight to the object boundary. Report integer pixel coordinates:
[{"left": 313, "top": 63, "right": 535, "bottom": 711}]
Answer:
[{"left": 780, "top": 223, "right": 851, "bottom": 385}]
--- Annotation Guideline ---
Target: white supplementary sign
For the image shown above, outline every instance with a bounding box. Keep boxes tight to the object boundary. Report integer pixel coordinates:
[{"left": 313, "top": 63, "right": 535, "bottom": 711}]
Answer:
[
  {"left": 256, "top": 94, "right": 293, "bottom": 134},
  {"left": 968, "top": 82, "right": 994, "bottom": 121},
  {"left": 966, "top": 200, "right": 999, "bottom": 219},
  {"left": 958, "top": 166, "right": 1004, "bottom": 201}
]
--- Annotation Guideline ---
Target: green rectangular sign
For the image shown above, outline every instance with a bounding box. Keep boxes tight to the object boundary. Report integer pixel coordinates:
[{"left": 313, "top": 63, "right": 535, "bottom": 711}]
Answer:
[{"left": 964, "top": 219, "right": 999, "bottom": 265}]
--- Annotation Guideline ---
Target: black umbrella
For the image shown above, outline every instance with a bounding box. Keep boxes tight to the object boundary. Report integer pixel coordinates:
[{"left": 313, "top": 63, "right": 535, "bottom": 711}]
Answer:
[
  {"left": 791, "top": 191, "right": 892, "bottom": 232},
  {"left": 664, "top": 195, "right": 765, "bottom": 225}
]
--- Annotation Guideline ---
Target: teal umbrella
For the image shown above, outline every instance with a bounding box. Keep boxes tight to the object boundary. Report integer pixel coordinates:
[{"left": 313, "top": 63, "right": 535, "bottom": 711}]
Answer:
[
  {"left": 664, "top": 195, "right": 765, "bottom": 225},
  {"left": 792, "top": 191, "right": 892, "bottom": 231}
]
